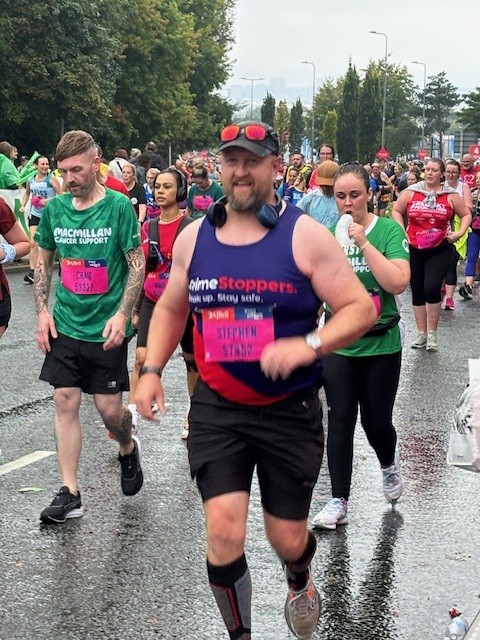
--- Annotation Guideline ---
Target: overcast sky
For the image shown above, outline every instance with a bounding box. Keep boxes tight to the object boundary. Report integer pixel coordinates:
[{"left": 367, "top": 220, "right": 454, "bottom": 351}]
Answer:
[{"left": 227, "top": 0, "right": 477, "bottom": 93}]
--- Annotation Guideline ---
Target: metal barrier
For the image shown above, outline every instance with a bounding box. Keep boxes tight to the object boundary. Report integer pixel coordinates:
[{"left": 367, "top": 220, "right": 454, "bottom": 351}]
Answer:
[{"left": 465, "top": 610, "right": 480, "bottom": 639}]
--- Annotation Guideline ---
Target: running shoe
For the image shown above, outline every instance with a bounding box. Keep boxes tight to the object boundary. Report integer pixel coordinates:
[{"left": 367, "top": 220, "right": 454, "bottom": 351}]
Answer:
[
  {"left": 40, "top": 486, "right": 84, "bottom": 524},
  {"left": 411, "top": 331, "right": 427, "bottom": 349},
  {"left": 119, "top": 435, "right": 143, "bottom": 496},
  {"left": 443, "top": 297, "right": 455, "bottom": 310},
  {"left": 284, "top": 573, "right": 321, "bottom": 639},
  {"left": 23, "top": 270, "right": 34, "bottom": 285},
  {"left": 459, "top": 283, "right": 473, "bottom": 300},
  {"left": 311, "top": 498, "right": 348, "bottom": 530},
  {"left": 382, "top": 457, "right": 404, "bottom": 504},
  {"left": 426, "top": 330, "right": 438, "bottom": 352}
]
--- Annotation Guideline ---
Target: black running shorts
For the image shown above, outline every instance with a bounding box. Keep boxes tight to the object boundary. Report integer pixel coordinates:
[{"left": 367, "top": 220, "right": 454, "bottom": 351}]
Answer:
[
  {"left": 137, "top": 296, "right": 194, "bottom": 354},
  {"left": 39, "top": 332, "right": 130, "bottom": 394},
  {"left": 188, "top": 379, "right": 324, "bottom": 520}
]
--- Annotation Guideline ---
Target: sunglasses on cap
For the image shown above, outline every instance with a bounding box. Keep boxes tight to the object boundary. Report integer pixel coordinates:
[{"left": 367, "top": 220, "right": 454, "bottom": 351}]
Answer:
[{"left": 220, "top": 123, "right": 275, "bottom": 144}]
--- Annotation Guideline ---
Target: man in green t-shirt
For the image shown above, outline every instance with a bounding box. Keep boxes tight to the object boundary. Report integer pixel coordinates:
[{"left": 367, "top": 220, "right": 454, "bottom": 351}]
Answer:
[{"left": 34, "top": 130, "right": 146, "bottom": 525}]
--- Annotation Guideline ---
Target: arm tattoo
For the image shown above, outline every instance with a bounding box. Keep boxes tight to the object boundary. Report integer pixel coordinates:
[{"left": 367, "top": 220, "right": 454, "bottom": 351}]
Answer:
[
  {"left": 119, "top": 246, "right": 145, "bottom": 318},
  {"left": 34, "top": 252, "right": 54, "bottom": 314}
]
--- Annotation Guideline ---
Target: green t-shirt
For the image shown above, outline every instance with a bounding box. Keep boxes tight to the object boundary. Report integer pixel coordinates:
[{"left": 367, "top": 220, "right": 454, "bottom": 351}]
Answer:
[
  {"left": 187, "top": 180, "right": 224, "bottom": 219},
  {"left": 0, "top": 154, "right": 21, "bottom": 189},
  {"left": 35, "top": 189, "right": 140, "bottom": 341},
  {"left": 332, "top": 216, "right": 409, "bottom": 357}
]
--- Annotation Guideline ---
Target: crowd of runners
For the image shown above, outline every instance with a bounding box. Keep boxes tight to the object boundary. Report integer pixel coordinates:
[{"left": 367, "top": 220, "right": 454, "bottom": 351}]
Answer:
[{"left": 0, "top": 124, "right": 479, "bottom": 639}]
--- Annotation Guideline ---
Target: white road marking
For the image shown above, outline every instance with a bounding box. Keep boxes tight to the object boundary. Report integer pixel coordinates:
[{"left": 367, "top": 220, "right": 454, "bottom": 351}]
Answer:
[{"left": 0, "top": 451, "right": 55, "bottom": 476}]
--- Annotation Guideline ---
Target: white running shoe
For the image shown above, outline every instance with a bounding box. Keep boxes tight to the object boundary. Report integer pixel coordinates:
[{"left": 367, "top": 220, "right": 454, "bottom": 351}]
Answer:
[
  {"left": 311, "top": 498, "right": 348, "bottom": 530},
  {"left": 382, "top": 457, "right": 404, "bottom": 504}
]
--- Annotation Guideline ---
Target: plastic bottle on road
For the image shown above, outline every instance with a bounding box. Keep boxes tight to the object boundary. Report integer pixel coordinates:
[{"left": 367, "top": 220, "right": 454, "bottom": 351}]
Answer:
[{"left": 445, "top": 607, "right": 469, "bottom": 639}]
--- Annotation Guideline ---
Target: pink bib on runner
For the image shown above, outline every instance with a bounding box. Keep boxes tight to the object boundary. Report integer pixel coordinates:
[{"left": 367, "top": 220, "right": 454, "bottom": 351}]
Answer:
[
  {"left": 144, "top": 272, "right": 168, "bottom": 301},
  {"left": 61, "top": 258, "right": 109, "bottom": 295},
  {"left": 416, "top": 228, "right": 446, "bottom": 249},
  {"left": 201, "top": 306, "right": 275, "bottom": 362}
]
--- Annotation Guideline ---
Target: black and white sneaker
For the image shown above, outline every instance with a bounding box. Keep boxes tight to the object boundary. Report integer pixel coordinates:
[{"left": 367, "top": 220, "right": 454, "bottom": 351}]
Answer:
[
  {"left": 119, "top": 435, "right": 143, "bottom": 496},
  {"left": 23, "top": 270, "right": 34, "bottom": 285},
  {"left": 40, "top": 486, "right": 84, "bottom": 524},
  {"left": 459, "top": 283, "right": 473, "bottom": 300}
]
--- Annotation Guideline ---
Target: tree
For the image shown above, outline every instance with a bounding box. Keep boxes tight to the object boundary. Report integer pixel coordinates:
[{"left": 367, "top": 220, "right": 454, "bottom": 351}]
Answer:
[
  {"left": 424, "top": 72, "right": 459, "bottom": 155},
  {"left": 289, "top": 99, "right": 305, "bottom": 154},
  {"left": 459, "top": 87, "right": 480, "bottom": 133},
  {"left": 177, "top": 0, "right": 236, "bottom": 150},
  {"left": 311, "top": 77, "right": 342, "bottom": 149},
  {"left": 274, "top": 101, "right": 290, "bottom": 158},
  {"left": 322, "top": 111, "right": 338, "bottom": 153},
  {"left": 110, "top": 0, "right": 197, "bottom": 156},
  {"left": 0, "top": 0, "right": 126, "bottom": 153},
  {"left": 261, "top": 93, "right": 276, "bottom": 127},
  {"left": 337, "top": 61, "right": 360, "bottom": 163},
  {"left": 0, "top": 0, "right": 236, "bottom": 156},
  {"left": 358, "top": 65, "right": 382, "bottom": 162}
]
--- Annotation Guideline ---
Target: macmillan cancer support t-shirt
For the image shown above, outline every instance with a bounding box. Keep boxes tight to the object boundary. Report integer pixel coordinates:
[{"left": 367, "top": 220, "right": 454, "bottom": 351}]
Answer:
[{"left": 35, "top": 189, "right": 140, "bottom": 342}]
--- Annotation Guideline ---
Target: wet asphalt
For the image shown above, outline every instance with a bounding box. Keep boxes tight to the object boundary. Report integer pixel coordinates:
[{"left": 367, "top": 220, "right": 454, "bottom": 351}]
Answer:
[{"left": 0, "top": 268, "right": 479, "bottom": 640}]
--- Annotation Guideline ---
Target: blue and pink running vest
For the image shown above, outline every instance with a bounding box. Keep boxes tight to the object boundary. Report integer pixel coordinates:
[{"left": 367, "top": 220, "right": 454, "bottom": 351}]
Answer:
[{"left": 188, "top": 204, "right": 322, "bottom": 405}]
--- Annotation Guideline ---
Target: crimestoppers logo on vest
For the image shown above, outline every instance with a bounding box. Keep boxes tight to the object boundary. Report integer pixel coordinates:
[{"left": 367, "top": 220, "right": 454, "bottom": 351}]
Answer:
[
  {"left": 53, "top": 227, "right": 112, "bottom": 245},
  {"left": 188, "top": 276, "right": 297, "bottom": 295},
  {"left": 189, "top": 276, "right": 298, "bottom": 307}
]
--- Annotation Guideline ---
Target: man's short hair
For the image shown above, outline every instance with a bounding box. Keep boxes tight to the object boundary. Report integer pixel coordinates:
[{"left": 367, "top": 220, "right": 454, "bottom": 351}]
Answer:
[
  {"left": 56, "top": 130, "right": 96, "bottom": 162},
  {"left": 0, "top": 141, "right": 12, "bottom": 156},
  {"left": 115, "top": 148, "right": 129, "bottom": 160}
]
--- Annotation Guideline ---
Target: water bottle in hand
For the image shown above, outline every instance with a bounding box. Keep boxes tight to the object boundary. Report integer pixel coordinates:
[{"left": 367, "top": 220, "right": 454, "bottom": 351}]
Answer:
[{"left": 335, "top": 214, "right": 354, "bottom": 247}]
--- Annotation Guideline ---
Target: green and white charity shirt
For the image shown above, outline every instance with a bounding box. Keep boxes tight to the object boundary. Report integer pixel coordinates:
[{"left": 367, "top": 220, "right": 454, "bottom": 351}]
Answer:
[
  {"left": 35, "top": 189, "right": 140, "bottom": 342},
  {"left": 331, "top": 215, "right": 409, "bottom": 357}
]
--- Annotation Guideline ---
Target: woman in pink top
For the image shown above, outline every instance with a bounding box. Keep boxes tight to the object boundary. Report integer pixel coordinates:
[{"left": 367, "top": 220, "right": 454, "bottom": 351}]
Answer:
[{"left": 392, "top": 158, "right": 471, "bottom": 351}]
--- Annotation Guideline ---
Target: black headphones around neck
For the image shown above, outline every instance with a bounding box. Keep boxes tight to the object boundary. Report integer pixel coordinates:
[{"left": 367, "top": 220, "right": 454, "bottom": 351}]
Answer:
[{"left": 206, "top": 193, "right": 283, "bottom": 229}]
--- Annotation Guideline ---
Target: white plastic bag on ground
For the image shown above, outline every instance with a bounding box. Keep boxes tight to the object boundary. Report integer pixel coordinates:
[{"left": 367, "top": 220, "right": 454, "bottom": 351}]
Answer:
[{"left": 447, "top": 359, "right": 480, "bottom": 472}]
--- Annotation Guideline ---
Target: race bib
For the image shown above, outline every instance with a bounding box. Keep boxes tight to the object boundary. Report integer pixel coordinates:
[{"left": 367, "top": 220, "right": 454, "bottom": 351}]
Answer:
[
  {"left": 193, "top": 194, "right": 214, "bottom": 212},
  {"left": 201, "top": 306, "right": 275, "bottom": 362},
  {"left": 61, "top": 258, "right": 109, "bottom": 295},
  {"left": 416, "top": 228, "right": 446, "bottom": 249},
  {"left": 144, "top": 272, "right": 168, "bottom": 300}
]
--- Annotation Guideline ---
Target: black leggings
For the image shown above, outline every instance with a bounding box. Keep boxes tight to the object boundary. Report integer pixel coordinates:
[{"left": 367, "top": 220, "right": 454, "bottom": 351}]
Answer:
[
  {"left": 445, "top": 247, "right": 460, "bottom": 287},
  {"left": 409, "top": 242, "right": 453, "bottom": 305},
  {"left": 323, "top": 350, "right": 401, "bottom": 500}
]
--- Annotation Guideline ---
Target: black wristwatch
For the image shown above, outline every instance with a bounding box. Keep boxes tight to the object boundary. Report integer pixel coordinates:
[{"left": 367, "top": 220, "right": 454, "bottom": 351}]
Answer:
[{"left": 139, "top": 366, "right": 163, "bottom": 378}]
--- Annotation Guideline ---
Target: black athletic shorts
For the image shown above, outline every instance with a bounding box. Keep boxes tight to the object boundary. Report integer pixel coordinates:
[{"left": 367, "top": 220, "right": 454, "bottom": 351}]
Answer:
[
  {"left": 29, "top": 213, "right": 41, "bottom": 227},
  {"left": 39, "top": 332, "right": 130, "bottom": 394},
  {"left": 137, "top": 296, "right": 194, "bottom": 354},
  {"left": 0, "top": 284, "right": 11, "bottom": 329},
  {"left": 187, "top": 379, "right": 324, "bottom": 520}
]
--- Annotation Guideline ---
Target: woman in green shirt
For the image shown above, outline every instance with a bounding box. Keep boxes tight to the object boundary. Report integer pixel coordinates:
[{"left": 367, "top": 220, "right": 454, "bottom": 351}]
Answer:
[{"left": 312, "top": 162, "right": 410, "bottom": 530}]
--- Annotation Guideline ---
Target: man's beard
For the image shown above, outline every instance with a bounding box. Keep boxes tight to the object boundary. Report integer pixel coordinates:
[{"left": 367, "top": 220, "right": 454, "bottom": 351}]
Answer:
[
  {"left": 68, "top": 173, "right": 97, "bottom": 198},
  {"left": 226, "top": 184, "right": 265, "bottom": 213}
]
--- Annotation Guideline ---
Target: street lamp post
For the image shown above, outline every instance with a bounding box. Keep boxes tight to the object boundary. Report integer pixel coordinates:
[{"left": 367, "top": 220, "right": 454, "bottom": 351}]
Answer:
[
  {"left": 412, "top": 60, "right": 427, "bottom": 152},
  {"left": 241, "top": 76, "right": 264, "bottom": 119},
  {"left": 369, "top": 31, "right": 388, "bottom": 150},
  {"left": 302, "top": 61, "right": 316, "bottom": 161}
]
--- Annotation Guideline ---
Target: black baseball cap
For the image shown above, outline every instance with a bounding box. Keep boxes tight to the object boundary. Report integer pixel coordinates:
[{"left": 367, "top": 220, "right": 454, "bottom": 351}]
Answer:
[{"left": 218, "top": 121, "right": 279, "bottom": 158}]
